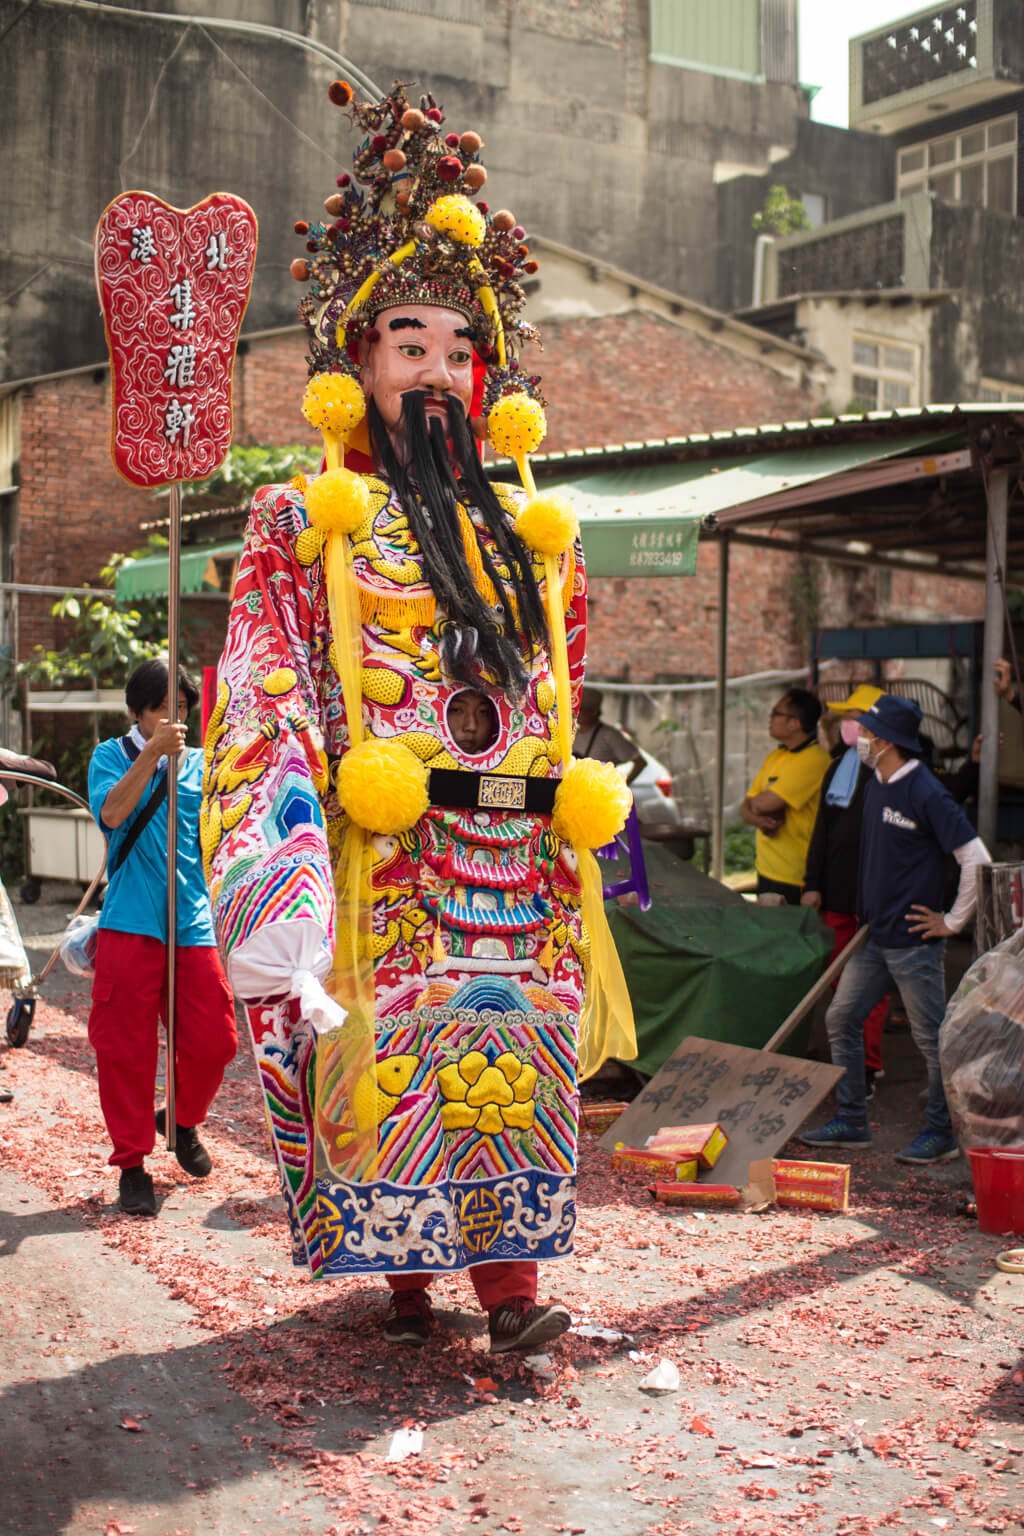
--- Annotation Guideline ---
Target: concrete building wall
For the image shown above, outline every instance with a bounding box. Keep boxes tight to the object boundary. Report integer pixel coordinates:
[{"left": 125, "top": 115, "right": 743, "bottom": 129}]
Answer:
[
  {"left": 0, "top": 0, "right": 816, "bottom": 385},
  {"left": 788, "top": 297, "right": 937, "bottom": 413},
  {"left": 714, "top": 118, "right": 894, "bottom": 313},
  {"left": 929, "top": 200, "right": 1024, "bottom": 397}
]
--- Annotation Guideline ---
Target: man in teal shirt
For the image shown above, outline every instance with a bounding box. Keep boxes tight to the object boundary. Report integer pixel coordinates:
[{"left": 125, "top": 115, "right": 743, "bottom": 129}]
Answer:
[{"left": 88, "top": 658, "right": 237, "bottom": 1216}]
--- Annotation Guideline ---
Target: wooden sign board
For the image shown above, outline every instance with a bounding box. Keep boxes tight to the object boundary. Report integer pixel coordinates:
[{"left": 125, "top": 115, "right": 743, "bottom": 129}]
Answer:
[{"left": 599, "top": 1035, "right": 843, "bottom": 1187}]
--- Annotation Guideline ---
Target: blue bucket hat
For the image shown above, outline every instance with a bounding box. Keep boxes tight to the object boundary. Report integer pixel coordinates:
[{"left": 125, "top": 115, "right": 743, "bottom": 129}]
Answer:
[{"left": 856, "top": 694, "right": 923, "bottom": 753}]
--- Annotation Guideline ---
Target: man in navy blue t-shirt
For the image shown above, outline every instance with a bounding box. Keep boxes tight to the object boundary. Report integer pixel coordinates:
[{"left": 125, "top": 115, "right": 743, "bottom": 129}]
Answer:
[{"left": 800, "top": 694, "right": 990, "bottom": 1165}]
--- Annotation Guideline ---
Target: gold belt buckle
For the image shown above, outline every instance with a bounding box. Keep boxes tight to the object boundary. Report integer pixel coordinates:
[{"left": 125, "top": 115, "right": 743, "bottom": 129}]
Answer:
[{"left": 478, "top": 774, "right": 526, "bottom": 810}]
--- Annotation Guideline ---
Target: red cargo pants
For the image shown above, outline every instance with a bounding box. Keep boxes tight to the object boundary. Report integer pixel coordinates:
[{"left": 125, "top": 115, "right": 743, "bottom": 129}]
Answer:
[{"left": 88, "top": 929, "right": 237, "bottom": 1168}]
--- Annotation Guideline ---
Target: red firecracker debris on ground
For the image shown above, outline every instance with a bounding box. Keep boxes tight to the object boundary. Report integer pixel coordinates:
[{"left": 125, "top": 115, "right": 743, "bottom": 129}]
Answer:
[{"left": 1, "top": 982, "right": 1022, "bottom": 1536}]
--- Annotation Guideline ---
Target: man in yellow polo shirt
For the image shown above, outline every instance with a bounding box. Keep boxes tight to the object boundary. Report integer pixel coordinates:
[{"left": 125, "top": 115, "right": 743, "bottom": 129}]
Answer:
[{"left": 740, "top": 688, "right": 831, "bottom": 904}]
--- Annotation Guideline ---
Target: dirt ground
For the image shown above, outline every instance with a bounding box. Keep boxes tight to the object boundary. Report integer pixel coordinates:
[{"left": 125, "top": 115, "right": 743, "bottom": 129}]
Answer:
[{"left": 1, "top": 890, "right": 1022, "bottom": 1536}]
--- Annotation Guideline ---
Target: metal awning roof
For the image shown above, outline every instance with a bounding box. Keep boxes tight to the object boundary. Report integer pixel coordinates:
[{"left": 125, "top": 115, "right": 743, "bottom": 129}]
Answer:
[
  {"left": 119, "top": 405, "right": 1024, "bottom": 596},
  {"left": 505, "top": 404, "right": 1024, "bottom": 583},
  {"left": 520, "top": 430, "right": 955, "bottom": 577}
]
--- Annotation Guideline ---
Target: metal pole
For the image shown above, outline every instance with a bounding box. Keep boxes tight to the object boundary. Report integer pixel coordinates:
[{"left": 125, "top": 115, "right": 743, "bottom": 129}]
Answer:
[
  {"left": 978, "top": 466, "right": 1008, "bottom": 850},
  {"left": 164, "top": 482, "right": 181, "bottom": 1150},
  {"left": 711, "top": 533, "right": 730, "bottom": 881}
]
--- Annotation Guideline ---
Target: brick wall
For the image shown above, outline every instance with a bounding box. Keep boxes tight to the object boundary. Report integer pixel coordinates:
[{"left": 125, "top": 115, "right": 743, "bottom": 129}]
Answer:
[
  {"left": 16, "top": 373, "right": 147, "bottom": 661},
  {"left": 12, "top": 317, "right": 984, "bottom": 690},
  {"left": 536, "top": 310, "right": 813, "bottom": 448}
]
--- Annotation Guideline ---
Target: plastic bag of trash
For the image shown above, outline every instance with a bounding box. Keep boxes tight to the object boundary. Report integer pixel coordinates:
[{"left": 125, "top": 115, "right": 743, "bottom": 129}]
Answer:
[
  {"left": 939, "top": 925, "right": 1024, "bottom": 1147},
  {"left": 59, "top": 913, "right": 99, "bottom": 978}
]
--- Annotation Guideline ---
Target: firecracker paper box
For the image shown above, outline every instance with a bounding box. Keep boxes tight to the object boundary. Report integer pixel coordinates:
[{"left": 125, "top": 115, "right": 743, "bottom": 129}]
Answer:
[
  {"left": 772, "top": 1158, "right": 850, "bottom": 1212},
  {"left": 611, "top": 1146, "right": 698, "bottom": 1180},
  {"left": 648, "top": 1159, "right": 775, "bottom": 1212},
  {"left": 650, "top": 1180, "right": 742, "bottom": 1208},
  {"left": 648, "top": 1122, "right": 728, "bottom": 1171},
  {"left": 581, "top": 1100, "right": 629, "bottom": 1135}
]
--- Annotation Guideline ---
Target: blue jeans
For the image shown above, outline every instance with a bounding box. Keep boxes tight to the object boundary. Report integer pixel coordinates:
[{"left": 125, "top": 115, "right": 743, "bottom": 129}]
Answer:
[{"left": 824, "top": 938, "right": 952, "bottom": 1136}]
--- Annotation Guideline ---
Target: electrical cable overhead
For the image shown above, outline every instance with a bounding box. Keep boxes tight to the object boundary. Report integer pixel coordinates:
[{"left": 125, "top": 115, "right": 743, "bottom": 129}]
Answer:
[{"left": 48, "top": 0, "right": 383, "bottom": 100}]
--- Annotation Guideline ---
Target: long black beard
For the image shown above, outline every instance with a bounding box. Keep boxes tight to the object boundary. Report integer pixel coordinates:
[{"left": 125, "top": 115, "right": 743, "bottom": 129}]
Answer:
[{"left": 368, "top": 392, "right": 549, "bottom": 695}]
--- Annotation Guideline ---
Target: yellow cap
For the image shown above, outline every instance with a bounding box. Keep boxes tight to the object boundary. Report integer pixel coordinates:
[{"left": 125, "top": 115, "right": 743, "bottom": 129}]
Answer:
[{"left": 829, "top": 683, "right": 885, "bottom": 715}]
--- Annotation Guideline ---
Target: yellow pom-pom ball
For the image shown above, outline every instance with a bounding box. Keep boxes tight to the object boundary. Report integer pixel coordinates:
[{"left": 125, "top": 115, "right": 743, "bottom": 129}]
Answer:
[
  {"left": 306, "top": 468, "right": 371, "bottom": 535},
  {"left": 487, "top": 393, "right": 546, "bottom": 459},
  {"left": 425, "top": 194, "right": 486, "bottom": 248},
  {"left": 552, "top": 757, "right": 632, "bottom": 850},
  {"left": 338, "top": 739, "right": 430, "bottom": 835},
  {"left": 515, "top": 493, "right": 579, "bottom": 557},
  {"left": 301, "top": 372, "right": 366, "bottom": 437},
  {"left": 262, "top": 667, "right": 297, "bottom": 697}
]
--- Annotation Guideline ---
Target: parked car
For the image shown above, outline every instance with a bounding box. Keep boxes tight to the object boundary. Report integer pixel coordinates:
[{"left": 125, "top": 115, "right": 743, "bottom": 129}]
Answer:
[{"left": 619, "top": 743, "right": 683, "bottom": 829}]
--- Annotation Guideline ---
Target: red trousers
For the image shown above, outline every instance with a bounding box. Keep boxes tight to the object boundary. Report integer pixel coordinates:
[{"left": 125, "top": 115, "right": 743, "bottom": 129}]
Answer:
[
  {"left": 821, "top": 909, "right": 889, "bottom": 1071},
  {"left": 387, "top": 1260, "right": 537, "bottom": 1312},
  {"left": 88, "top": 930, "right": 237, "bottom": 1168}
]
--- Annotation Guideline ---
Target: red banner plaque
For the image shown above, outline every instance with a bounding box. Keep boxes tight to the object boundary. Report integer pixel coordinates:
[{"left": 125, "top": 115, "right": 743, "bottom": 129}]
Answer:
[{"left": 94, "top": 191, "right": 258, "bottom": 488}]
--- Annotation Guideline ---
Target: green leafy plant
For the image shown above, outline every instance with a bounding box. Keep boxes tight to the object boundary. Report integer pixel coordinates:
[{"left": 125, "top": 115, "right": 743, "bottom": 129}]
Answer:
[
  {"left": 14, "top": 534, "right": 203, "bottom": 802},
  {"left": 723, "top": 820, "right": 757, "bottom": 875},
  {"left": 752, "top": 185, "right": 812, "bottom": 237},
  {"left": 19, "top": 537, "right": 177, "bottom": 691},
  {"left": 174, "top": 442, "right": 318, "bottom": 504}
]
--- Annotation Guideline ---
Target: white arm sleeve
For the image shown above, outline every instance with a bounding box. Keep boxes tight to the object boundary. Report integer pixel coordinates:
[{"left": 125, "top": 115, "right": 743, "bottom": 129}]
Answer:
[{"left": 944, "top": 836, "right": 991, "bottom": 933}]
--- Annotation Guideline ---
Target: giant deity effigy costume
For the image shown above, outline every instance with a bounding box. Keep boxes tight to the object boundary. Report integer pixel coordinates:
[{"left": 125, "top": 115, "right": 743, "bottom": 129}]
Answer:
[{"left": 202, "top": 80, "right": 634, "bottom": 1350}]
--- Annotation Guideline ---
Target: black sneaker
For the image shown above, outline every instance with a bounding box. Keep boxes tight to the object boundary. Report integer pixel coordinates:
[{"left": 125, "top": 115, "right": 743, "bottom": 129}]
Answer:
[
  {"left": 155, "top": 1108, "right": 212, "bottom": 1178},
  {"left": 382, "top": 1290, "right": 434, "bottom": 1345},
  {"left": 0, "top": 1084, "right": 12, "bottom": 1104},
  {"left": 488, "top": 1298, "right": 571, "bottom": 1355},
  {"left": 864, "top": 1066, "right": 884, "bottom": 1102},
  {"left": 118, "top": 1165, "right": 156, "bottom": 1217}
]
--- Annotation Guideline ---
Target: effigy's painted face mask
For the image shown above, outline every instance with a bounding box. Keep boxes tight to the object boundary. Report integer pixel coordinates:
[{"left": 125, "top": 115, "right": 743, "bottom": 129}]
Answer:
[{"left": 360, "top": 305, "right": 475, "bottom": 432}]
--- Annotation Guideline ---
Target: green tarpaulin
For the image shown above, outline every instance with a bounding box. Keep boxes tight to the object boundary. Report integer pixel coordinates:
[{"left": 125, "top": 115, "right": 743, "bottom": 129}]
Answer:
[{"left": 604, "top": 844, "right": 832, "bottom": 1076}]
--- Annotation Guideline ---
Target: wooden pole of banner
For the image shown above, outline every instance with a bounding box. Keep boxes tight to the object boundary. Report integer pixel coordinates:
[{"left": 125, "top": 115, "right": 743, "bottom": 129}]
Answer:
[
  {"left": 164, "top": 482, "right": 181, "bottom": 1150},
  {"left": 760, "top": 922, "right": 869, "bottom": 1053}
]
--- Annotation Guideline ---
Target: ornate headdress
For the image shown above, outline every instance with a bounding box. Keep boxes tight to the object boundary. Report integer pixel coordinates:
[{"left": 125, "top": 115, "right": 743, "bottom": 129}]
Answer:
[{"left": 292, "top": 78, "right": 548, "bottom": 461}]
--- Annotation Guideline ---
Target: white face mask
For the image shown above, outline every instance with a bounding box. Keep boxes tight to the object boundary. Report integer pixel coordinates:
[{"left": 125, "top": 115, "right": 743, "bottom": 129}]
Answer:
[{"left": 856, "top": 735, "right": 876, "bottom": 767}]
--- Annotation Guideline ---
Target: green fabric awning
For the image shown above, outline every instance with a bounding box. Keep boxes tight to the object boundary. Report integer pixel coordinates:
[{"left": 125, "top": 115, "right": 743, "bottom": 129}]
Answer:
[
  {"left": 114, "top": 431, "right": 955, "bottom": 599},
  {"left": 115, "top": 541, "right": 240, "bottom": 602}
]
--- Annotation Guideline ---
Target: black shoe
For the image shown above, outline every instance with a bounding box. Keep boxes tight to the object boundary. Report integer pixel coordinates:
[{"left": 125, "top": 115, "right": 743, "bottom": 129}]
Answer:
[
  {"left": 864, "top": 1066, "right": 884, "bottom": 1102},
  {"left": 488, "top": 1298, "right": 571, "bottom": 1355},
  {"left": 155, "top": 1108, "right": 212, "bottom": 1178},
  {"left": 0, "top": 1084, "right": 13, "bottom": 1104},
  {"left": 382, "top": 1290, "right": 433, "bottom": 1345},
  {"left": 118, "top": 1165, "right": 156, "bottom": 1217}
]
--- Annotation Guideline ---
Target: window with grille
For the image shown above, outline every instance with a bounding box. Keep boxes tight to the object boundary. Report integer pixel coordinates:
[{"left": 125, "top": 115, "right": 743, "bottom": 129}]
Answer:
[
  {"left": 978, "top": 378, "right": 1024, "bottom": 402},
  {"left": 850, "top": 335, "right": 921, "bottom": 410},
  {"left": 896, "top": 114, "right": 1018, "bottom": 213}
]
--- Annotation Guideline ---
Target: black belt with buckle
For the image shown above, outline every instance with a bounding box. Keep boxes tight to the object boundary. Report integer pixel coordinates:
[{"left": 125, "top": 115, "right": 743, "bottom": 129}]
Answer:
[{"left": 428, "top": 767, "right": 557, "bottom": 814}]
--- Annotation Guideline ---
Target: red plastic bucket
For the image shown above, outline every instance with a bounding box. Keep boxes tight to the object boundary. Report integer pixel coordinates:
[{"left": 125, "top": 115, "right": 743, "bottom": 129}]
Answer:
[{"left": 966, "top": 1147, "right": 1024, "bottom": 1235}]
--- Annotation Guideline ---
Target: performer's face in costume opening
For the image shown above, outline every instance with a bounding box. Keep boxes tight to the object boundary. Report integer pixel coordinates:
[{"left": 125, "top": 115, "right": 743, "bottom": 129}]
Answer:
[
  {"left": 360, "top": 305, "right": 475, "bottom": 453},
  {"left": 448, "top": 691, "right": 499, "bottom": 754}
]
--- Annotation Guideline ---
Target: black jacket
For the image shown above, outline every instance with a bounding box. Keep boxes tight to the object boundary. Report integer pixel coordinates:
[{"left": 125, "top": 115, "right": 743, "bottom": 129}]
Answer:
[{"left": 802, "top": 749, "right": 873, "bottom": 915}]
